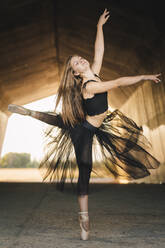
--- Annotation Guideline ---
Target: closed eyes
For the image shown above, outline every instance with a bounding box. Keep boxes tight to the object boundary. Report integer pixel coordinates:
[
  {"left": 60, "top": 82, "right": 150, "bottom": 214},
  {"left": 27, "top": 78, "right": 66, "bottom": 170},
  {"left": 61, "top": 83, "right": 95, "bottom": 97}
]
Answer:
[{"left": 73, "top": 57, "right": 82, "bottom": 66}]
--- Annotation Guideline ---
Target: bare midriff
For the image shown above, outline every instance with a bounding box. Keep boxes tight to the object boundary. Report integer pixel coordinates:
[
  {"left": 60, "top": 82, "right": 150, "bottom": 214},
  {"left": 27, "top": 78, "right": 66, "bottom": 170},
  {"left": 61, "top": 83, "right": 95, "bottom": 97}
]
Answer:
[{"left": 86, "top": 109, "right": 108, "bottom": 128}]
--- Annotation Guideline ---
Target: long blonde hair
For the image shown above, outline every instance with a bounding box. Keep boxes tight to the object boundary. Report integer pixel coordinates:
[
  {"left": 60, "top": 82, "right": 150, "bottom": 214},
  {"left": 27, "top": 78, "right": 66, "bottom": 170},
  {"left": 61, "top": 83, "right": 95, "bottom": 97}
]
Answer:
[{"left": 55, "top": 55, "right": 86, "bottom": 126}]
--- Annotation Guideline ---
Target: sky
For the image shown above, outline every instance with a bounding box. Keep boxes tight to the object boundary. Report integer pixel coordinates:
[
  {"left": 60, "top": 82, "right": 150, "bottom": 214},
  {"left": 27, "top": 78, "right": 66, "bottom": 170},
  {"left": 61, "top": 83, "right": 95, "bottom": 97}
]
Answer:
[{"left": 1, "top": 94, "right": 61, "bottom": 161}]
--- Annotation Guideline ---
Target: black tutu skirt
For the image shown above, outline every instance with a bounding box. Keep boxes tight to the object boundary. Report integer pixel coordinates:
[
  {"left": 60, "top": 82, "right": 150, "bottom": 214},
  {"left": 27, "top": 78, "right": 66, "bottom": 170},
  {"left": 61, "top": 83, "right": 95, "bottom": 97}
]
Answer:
[{"left": 38, "top": 109, "right": 160, "bottom": 193}]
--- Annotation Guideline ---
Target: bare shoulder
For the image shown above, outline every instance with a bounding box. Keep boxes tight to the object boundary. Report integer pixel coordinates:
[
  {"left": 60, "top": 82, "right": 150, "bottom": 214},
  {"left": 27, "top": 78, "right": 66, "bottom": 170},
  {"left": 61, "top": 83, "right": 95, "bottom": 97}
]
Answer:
[{"left": 81, "top": 80, "right": 97, "bottom": 99}]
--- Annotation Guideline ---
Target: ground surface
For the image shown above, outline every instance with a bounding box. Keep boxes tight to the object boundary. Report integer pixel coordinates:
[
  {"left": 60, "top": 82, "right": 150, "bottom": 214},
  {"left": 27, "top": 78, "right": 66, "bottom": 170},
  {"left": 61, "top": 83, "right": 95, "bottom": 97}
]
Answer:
[{"left": 0, "top": 181, "right": 165, "bottom": 248}]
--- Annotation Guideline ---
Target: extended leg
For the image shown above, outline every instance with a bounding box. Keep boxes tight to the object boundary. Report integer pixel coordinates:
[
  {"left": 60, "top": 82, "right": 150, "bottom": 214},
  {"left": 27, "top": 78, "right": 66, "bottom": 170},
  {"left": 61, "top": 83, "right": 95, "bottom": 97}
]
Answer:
[{"left": 8, "top": 104, "right": 64, "bottom": 128}]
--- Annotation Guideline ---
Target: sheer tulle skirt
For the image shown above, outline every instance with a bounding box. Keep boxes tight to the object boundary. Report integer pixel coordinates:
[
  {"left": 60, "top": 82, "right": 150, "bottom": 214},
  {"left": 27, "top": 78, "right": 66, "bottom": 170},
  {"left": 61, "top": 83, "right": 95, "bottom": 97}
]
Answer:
[{"left": 38, "top": 109, "right": 160, "bottom": 193}]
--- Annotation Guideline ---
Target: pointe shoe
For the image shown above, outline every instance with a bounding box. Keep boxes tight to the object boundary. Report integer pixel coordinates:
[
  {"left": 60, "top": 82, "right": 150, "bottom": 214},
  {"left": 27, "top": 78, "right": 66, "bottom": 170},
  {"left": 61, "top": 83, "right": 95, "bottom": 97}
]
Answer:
[
  {"left": 78, "top": 211, "right": 90, "bottom": 241},
  {"left": 8, "top": 104, "right": 31, "bottom": 116}
]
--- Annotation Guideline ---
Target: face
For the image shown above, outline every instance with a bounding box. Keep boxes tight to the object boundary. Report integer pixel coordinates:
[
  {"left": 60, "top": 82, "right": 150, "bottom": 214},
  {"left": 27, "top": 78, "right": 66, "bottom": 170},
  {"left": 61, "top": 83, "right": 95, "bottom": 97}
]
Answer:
[{"left": 70, "top": 56, "right": 89, "bottom": 75}]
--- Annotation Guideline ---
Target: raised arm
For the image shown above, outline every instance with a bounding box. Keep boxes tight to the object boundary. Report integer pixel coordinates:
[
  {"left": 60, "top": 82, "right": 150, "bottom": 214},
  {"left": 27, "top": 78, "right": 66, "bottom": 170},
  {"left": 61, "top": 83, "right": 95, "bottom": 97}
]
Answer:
[
  {"left": 91, "top": 9, "right": 110, "bottom": 75},
  {"left": 85, "top": 74, "right": 161, "bottom": 94}
]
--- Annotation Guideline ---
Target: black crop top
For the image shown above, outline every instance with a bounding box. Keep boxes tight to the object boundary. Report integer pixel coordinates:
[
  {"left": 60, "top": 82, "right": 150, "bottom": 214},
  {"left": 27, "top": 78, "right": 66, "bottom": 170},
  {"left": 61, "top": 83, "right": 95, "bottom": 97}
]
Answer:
[{"left": 82, "top": 75, "right": 108, "bottom": 116}]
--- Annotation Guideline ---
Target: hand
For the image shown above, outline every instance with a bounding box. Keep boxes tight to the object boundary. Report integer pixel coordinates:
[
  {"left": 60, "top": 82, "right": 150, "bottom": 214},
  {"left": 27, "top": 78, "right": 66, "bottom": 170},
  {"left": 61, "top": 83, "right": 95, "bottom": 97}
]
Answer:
[
  {"left": 97, "top": 8, "right": 110, "bottom": 27},
  {"left": 144, "top": 73, "right": 161, "bottom": 83}
]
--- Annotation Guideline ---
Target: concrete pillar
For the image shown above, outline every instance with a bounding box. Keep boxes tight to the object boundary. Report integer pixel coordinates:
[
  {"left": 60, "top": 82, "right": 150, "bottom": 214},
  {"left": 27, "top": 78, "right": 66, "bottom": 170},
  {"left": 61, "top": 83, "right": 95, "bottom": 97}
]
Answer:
[{"left": 0, "top": 111, "right": 8, "bottom": 158}]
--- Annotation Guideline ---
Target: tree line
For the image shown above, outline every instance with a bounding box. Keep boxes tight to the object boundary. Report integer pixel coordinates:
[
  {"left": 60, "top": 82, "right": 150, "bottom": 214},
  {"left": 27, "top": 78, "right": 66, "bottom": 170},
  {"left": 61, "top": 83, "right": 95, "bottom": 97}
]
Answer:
[{"left": 0, "top": 152, "right": 39, "bottom": 168}]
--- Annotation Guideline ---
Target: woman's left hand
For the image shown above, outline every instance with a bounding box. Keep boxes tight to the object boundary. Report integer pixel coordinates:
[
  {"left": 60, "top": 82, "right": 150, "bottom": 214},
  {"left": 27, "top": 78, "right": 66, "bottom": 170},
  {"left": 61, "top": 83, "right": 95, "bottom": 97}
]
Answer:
[
  {"left": 97, "top": 8, "right": 110, "bottom": 27},
  {"left": 144, "top": 73, "right": 161, "bottom": 83}
]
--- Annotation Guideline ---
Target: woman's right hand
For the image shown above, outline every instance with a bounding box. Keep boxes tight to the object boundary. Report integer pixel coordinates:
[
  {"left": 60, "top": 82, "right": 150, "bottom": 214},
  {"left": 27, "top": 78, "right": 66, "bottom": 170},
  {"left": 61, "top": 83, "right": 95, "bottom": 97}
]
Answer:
[{"left": 97, "top": 8, "right": 110, "bottom": 27}]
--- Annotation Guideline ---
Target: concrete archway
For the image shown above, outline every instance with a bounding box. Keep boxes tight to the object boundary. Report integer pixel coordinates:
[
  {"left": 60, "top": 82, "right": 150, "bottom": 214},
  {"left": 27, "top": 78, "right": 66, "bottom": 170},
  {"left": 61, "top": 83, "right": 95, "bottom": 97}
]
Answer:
[{"left": 0, "top": 1, "right": 165, "bottom": 183}]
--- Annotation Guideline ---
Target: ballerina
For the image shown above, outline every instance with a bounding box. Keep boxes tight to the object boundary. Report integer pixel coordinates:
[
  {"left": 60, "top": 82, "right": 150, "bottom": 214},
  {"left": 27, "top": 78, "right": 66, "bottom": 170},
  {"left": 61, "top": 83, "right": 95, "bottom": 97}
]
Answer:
[{"left": 8, "top": 9, "right": 161, "bottom": 241}]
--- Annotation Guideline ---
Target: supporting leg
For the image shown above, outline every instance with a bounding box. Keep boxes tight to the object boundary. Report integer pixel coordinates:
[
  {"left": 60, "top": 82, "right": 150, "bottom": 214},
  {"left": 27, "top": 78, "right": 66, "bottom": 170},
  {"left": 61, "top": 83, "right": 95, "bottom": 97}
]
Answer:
[
  {"left": 70, "top": 125, "right": 94, "bottom": 240},
  {"left": 77, "top": 167, "right": 91, "bottom": 240}
]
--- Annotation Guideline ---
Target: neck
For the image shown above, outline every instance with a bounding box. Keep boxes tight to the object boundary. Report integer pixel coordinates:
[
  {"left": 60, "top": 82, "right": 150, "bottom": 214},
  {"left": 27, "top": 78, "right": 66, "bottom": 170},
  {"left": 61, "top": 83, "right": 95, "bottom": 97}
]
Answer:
[{"left": 81, "top": 69, "right": 95, "bottom": 82}]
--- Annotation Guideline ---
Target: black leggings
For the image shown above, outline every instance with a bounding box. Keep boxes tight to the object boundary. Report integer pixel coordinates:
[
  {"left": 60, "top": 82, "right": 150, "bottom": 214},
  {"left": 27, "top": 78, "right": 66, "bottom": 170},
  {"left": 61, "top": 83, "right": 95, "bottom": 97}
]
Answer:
[{"left": 30, "top": 111, "right": 96, "bottom": 196}]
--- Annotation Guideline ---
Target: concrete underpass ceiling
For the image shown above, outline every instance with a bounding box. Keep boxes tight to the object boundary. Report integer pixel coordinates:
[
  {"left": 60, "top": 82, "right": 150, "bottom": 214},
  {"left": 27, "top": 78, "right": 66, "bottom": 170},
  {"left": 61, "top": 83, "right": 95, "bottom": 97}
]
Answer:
[{"left": 0, "top": 0, "right": 164, "bottom": 115}]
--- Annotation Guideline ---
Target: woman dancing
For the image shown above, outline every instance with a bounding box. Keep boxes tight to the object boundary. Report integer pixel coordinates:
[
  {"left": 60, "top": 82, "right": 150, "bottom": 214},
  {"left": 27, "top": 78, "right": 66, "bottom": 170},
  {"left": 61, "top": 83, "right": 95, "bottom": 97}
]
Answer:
[{"left": 8, "top": 9, "right": 161, "bottom": 241}]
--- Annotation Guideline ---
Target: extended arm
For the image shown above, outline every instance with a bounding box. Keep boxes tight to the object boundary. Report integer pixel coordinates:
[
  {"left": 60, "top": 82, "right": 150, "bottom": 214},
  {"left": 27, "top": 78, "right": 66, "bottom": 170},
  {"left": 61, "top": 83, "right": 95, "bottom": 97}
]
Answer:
[
  {"left": 116, "top": 74, "right": 161, "bottom": 87},
  {"left": 91, "top": 9, "right": 110, "bottom": 75},
  {"left": 85, "top": 74, "right": 161, "bottom": 94}
]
